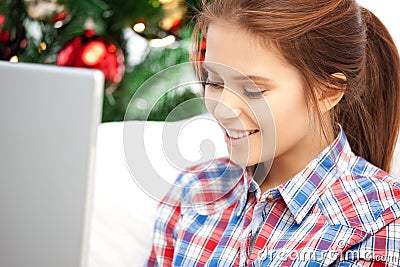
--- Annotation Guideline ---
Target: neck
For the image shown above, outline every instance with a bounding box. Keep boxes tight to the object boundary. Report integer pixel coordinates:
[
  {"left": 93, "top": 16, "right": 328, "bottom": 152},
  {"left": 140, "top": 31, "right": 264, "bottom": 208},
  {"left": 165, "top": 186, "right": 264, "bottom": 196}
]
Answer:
[{"left": 258, "top": 128, "right": 332, "bottom": 193}]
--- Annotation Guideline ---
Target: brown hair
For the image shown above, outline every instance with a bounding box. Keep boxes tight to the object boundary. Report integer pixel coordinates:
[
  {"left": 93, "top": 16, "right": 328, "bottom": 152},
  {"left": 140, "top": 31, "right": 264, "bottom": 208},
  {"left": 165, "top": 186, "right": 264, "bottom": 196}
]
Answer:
[{"left": 191, "top": 0, "right": 400, "bottom": 172}]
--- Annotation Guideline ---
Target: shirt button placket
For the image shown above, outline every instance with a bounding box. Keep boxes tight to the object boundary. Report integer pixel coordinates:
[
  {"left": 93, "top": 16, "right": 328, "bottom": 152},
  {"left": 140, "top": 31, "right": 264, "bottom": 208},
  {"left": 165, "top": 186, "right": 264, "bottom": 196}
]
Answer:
[
  {"left": 239, "top": 229, "right": 253, "bottom": 266},
  {"left": 266, "top": 194, "right": 273, "bottom": 202}
]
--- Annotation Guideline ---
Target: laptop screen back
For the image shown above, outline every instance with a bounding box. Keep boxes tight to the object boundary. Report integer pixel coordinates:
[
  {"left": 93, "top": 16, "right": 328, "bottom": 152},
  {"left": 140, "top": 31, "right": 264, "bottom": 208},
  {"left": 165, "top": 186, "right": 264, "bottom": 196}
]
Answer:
[{"left": 0, "top": 61, "right": 104, "bottom": 267}]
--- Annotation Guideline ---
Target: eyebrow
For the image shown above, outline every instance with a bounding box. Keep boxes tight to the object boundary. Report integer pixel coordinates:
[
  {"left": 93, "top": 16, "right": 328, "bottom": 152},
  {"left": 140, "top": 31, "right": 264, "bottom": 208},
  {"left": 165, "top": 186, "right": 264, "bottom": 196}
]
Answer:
[
  {"left": 201, "top": 63, "right": 272, "bottom": 84},
  {"left": 233, "top": 75, "right": 272, "bottom": 84}
]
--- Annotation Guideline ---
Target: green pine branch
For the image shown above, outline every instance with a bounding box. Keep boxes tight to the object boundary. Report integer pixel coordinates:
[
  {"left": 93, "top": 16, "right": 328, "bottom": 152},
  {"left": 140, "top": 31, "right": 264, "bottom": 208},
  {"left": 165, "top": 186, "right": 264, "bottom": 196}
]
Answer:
[{"left": 1, "top": 0, "right": 205, "bottom": 122}]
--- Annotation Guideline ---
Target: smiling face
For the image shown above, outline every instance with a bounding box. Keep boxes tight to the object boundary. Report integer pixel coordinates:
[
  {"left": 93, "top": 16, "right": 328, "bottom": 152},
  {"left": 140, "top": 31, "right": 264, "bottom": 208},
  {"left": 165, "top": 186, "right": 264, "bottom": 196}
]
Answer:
[{"left": 204, "top": 23, "right": 326, "bottom": 181}]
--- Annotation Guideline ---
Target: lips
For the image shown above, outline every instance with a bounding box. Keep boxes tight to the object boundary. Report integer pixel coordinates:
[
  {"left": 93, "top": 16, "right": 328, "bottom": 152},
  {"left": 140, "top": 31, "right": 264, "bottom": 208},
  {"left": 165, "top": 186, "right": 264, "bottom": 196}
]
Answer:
[
  {"left": 223, "top": 128, "right": 260, "bottom": 147},
  {"left": 226, "top": 129, "right": 258, "bottom": 139}
]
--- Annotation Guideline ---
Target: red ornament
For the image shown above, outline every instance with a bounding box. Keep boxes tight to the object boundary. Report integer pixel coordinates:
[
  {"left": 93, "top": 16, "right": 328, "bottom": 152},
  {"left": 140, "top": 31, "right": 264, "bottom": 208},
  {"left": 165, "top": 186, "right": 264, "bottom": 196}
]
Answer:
[
  {"left": 52, "top": 11, "right": 70, "bottom": 26},
  {"left": 56, "top": 30, "right": 125, "bottom": 94},
  {"left": 0, "top": 14, "right": 27, "bottom": 60},
  {"left": 0, "top": 15, "right": 9, "bottom": 43},
  {"left": 169, "top": 18, "right": 182, "bottom": 35},
  {"left": 200, "top": 39, "right": 206, "bottom": 62}
]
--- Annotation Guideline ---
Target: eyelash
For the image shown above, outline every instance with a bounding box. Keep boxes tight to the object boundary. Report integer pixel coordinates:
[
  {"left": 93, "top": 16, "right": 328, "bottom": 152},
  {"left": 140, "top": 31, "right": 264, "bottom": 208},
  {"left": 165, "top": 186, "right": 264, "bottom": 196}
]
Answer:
[
  {"left": 205, "top": 79, "right": 266, "bottom": 99},
  {"left": 204, "top": 80, "right": 224, "bottom": 89},
  {"left": 243, "top": 90, "right": 264, "bottom": 98}
]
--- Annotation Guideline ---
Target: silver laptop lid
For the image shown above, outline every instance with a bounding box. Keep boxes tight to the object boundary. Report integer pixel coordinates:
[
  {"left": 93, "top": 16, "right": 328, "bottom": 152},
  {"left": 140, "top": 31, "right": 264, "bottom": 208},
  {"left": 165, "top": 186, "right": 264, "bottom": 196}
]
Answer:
[{"left": 0, "top": 61, "right": 104, "bottom": 267}]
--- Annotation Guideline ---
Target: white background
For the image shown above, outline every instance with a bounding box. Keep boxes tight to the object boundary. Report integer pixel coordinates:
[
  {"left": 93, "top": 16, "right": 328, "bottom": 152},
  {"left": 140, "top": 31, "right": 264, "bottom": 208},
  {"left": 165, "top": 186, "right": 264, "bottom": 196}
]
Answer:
[{"left": 357, "top": 0, "right": 400, "bottom": 46}]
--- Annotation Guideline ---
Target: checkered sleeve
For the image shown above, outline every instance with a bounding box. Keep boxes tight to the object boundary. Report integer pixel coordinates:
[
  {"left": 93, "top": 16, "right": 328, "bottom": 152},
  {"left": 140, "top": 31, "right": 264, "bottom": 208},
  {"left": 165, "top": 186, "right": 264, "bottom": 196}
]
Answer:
[{"left": 143, "top": 173, "right": 184, "bottom": 267}]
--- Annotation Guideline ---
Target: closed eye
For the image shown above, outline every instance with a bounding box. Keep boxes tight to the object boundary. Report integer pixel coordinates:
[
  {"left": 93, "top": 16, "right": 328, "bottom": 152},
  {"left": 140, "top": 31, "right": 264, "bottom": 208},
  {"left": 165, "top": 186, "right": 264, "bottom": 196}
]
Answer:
[
  {"left": 243, "top": 88, "right": 267, "bottom": 99},
  {"left": 205, "top": 79, "right": 224, "bottom": 89}
]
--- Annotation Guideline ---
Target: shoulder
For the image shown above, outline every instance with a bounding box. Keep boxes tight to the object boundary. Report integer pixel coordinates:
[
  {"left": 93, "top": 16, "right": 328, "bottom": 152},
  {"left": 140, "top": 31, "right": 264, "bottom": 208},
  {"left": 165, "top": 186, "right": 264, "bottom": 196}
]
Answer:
[
  {"left": 160, "top": 157, "right": 245, "bottom": 215},
  {"left": 320, "top": 156, "right": 400, "bottom": 233},
  {"left": 171, "top": 157, "right": 243, "bottom": 191}
]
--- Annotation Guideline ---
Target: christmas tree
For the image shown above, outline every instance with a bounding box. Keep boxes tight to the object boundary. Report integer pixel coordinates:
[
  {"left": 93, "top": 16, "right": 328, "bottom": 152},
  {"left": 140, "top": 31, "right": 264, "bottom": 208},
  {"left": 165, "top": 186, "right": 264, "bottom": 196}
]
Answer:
[{"left": 0, "top": 0, "right": 205, "bottom": 122}]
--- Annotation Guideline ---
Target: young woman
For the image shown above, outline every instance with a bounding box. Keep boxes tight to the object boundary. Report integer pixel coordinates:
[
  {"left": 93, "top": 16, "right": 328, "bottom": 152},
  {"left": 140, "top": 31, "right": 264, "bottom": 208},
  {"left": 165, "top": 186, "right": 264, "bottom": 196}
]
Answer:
[{"left": 145, "top": 0, "right": 400, "bottom": 266}]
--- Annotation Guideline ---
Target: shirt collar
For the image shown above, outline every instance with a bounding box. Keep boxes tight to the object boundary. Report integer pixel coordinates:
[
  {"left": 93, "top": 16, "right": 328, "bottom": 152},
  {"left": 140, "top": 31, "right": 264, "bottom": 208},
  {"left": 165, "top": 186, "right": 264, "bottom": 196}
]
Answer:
[
  {"left": 277, "top": 125, "right": 354, "bottom": 224},
  {"left": 182, "top": 158, "right": 247, "bottom": 216},
  {"left": 185, "top": 126, "right": 354, "bottom": 219}
]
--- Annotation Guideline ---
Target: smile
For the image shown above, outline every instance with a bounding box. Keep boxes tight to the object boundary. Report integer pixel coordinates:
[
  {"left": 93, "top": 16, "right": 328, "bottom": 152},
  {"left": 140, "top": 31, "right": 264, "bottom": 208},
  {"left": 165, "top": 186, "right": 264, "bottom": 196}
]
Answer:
[
  {"left": 224, "top": 129, "right": 259, "bottom": 146},
  {"left": 226, "top": 129, "right": 258, "bottom": 139}
]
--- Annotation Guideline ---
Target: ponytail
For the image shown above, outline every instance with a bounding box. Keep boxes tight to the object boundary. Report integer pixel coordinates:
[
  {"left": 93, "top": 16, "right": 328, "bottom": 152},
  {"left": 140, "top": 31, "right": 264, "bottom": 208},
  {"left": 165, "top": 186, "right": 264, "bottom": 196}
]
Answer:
[
  {"left": 192, "top": 0, "right": 399, "bottom": 172},
  {"left": 338, "top": 7, "right": 400, "bottom": 172}
]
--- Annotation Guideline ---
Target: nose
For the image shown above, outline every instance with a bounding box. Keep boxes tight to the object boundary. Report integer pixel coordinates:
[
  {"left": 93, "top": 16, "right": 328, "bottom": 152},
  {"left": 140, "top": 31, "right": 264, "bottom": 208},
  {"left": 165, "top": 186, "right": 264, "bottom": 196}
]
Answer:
[{"left": 212, "top": 87, "right": 242, "bottom": 122}]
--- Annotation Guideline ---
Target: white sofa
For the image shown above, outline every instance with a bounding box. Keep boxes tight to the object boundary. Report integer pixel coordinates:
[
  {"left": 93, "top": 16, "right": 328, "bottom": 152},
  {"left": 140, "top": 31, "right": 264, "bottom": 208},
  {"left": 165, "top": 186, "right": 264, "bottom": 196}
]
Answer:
[
  {"left": 87, "top": 115, "right": 228, "bottom": 267},
  {"left": 87, "top": 115, "right": 400, "bottom": 267}
]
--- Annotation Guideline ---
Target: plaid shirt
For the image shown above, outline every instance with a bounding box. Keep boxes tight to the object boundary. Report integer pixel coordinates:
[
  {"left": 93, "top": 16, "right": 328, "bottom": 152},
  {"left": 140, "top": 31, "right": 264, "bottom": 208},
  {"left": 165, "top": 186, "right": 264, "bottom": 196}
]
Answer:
[{"left": 144, "top": 128, "right": 400, "bottom": 266}]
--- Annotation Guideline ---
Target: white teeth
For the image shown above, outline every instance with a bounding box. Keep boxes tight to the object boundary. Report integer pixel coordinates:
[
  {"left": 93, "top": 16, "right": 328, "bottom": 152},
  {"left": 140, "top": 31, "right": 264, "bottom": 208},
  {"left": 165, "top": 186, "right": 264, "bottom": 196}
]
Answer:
[{"left": 226, "top": 130, "right": 257, "bottom": 139}]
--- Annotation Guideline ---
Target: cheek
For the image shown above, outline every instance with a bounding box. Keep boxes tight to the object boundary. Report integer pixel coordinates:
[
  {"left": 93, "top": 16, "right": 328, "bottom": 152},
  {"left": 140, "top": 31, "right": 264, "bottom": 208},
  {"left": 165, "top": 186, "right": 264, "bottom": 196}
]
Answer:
[
  {"left": 271, "top": 95, "right": 311, "bottom": 143},
  {"left": 275, "top": 100, "right": 308, "bottom": 122},
  {"left": 204, "top": 88, "right": 218, "bottom": 114},
  {"left": 269, "top": 87, "right": 309, "bottom": 122}
]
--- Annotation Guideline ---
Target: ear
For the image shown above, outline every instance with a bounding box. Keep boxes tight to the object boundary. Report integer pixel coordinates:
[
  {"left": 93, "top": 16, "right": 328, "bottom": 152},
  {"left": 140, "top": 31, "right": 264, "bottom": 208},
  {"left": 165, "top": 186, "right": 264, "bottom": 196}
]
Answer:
[{"left": 318, "top": 73, "right": 346, "bottom": 113}]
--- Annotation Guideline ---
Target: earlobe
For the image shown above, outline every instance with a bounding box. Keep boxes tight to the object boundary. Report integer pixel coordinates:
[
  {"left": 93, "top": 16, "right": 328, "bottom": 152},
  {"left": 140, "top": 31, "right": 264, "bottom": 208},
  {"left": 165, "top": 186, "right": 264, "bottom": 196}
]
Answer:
[{"left": 318, "top": 73, "right": 346, "bottom": 113}]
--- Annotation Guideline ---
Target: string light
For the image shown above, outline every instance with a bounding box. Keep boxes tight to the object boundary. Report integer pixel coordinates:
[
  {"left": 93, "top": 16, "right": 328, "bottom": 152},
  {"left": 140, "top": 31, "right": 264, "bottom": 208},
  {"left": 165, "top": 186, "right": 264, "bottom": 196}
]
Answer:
[
  {"left": 54, "top": 21, "right": 63, "bottom": 28},
  {"left": 9, "top": 56, "right": 18, "bottom": 63},
  {"left": 150, "top": 0, "right": 160, "bottom": 8},
  {"left": 149, "top": 35, "right": 176, "bottom": 47},
  {"left": 39, "top": 42, "right": 47, "bottom": 52},
  {"left": 133, "top": 22, "right": 146, "bottom": 33}
]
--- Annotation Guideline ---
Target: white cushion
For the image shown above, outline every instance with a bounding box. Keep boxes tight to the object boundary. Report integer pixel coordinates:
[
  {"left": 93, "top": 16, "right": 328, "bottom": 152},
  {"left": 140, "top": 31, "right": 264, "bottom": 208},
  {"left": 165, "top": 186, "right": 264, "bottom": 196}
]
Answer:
[
  {"left": 88, "top": 115, "right": 400, "bottom": 267},
  {"left": 87, "top": 115, "right": 227, "bottom": 267}
]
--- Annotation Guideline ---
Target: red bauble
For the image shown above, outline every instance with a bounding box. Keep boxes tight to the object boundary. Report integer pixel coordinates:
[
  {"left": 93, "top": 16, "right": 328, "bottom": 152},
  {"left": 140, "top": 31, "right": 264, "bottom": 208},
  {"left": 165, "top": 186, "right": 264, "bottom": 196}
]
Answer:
[
  {"left": 169, "top": 18, "right": 182, "bottom": 36},
  {"left": 199, "top": 39, "right": 206, "bottom": 62},
  {"left": 0, "top": 14, "right": 27, "bottom": 60},
  {"left": 56, "top": 30, "right": 125, "bottom": 93}
]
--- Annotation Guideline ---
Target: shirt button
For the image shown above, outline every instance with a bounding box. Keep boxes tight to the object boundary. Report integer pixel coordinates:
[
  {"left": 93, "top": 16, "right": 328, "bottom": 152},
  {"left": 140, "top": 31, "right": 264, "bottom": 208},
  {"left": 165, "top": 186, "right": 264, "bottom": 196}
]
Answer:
[{"left": 266, "top": 194, "right": 273, "bottom": 201}]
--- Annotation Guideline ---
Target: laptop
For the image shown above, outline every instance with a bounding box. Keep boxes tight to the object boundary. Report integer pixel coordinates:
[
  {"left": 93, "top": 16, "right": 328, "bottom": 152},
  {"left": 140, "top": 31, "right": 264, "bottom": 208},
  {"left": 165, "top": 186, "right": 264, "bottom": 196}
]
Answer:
[{"left": 0, "top": 61, "right": 104, "bottom": 267}]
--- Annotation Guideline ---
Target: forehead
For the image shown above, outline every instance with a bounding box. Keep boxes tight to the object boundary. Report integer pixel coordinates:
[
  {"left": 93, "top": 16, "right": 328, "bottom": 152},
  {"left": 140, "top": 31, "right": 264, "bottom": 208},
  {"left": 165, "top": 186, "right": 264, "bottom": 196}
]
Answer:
[{"left": 204, "top": 23, "right": 295, "bottom": 80}]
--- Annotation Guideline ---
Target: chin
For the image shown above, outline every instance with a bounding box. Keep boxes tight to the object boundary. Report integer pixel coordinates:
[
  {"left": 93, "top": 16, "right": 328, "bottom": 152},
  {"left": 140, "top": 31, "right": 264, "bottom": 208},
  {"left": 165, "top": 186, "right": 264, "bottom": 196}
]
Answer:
[{"left": 228, "top": 154, "right": 259, "bottom": 167}]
